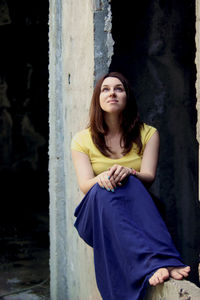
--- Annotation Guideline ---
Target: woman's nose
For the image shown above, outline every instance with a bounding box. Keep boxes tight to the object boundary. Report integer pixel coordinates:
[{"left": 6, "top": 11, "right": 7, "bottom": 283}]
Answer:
[{"left": 109, "top": 89, "right": 115, "bottom": 95}]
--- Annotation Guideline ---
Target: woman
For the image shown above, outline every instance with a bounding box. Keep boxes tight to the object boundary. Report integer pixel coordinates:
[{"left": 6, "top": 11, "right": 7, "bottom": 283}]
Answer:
[{"left": 71, "top": 72, "right": 190, "bottom": 300}]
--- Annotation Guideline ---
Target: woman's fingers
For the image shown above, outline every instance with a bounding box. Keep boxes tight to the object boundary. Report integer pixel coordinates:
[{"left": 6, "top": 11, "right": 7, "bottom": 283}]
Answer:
[
  {"left": 114, "top": 169, "right": 127, "bottom": 183},
  {"left": 109, "top": 165, "right": 131, "bottom": 184},
  {"left": 108, "top": 165, "right": 123, "bottom": 180},
  {"left": 108, "top": 165, "right": 118, "bottom": 178},
  {"left": 97, "top": 166, "right": 132, "bottom": 191},
  {"left": 97, "top": 172, "right": 115, "bottom": 191}
]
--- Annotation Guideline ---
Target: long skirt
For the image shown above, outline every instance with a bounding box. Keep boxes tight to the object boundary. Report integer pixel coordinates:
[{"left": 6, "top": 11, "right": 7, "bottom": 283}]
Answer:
[{"left": 74, "top": 175, "right": 186, "bottom": 300}]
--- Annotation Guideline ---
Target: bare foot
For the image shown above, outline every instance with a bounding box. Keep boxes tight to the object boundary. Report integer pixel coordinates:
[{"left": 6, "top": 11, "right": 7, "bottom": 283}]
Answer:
[
  {"left": 149, "top": 268, "right": 169, "bottom": 286},
  {"left": 168, "top": 266, "right": 191, "bottom": 280}
]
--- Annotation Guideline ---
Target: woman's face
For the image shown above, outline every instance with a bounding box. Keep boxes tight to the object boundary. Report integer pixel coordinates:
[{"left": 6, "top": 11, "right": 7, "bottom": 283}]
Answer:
[{"left": 99, "top": 77, "right": 127, "bottom": 114}]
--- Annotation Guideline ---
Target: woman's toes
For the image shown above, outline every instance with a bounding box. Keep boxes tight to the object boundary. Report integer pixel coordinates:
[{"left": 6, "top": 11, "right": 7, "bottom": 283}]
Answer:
[
  {"left": 149, "top": 275, "right": 159, "bottom": 286},
  {"left": 159, "top": 269, "right": 169, "bottom": 281},
  {"left": 172, "top": 270, "right": 183, "bottom": 279},
  {"left": 149, "top": 268, "right": 169, "bottom": 286},
  {"left": 168, "top": 266, "right": 190, "bottom": 280},
  {"left": 179, "top": 266, "right": 190, "bottom": 277},
  {"left": 184, "top": 266, "right": 191, "bottom": 273}
]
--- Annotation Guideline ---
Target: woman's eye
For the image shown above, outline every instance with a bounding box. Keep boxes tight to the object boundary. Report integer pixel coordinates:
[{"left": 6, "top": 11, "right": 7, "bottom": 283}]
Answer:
[
  {"left": 102, "top": 88, "right": 109, "bottom": 92},
  {"left": 115, "top": 87, "right": 123, "bottom": 92}
]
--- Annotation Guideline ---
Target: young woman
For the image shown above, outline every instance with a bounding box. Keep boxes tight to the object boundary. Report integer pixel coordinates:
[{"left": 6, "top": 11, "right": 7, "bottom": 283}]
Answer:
[{"left": 71, "top": 72, "right": 190, "bottom": 300}]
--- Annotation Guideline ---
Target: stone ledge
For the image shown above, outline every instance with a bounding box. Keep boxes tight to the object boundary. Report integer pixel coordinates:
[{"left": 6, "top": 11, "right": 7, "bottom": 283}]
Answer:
[{"left": 144, "top": 278, "right": 200, "bottom": 300}]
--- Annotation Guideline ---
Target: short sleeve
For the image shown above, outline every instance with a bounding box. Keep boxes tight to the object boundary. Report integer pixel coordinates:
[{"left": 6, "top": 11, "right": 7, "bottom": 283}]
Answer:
[
  {"left": 71, "top": 130, "right": 90, "bottom": 156},
  {"left": 141, "top": 123, "right": 157, "bottom": 149}
]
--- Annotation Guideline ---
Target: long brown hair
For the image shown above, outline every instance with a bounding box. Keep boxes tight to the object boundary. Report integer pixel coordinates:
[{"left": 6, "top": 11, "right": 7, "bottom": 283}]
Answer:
[{"left": 88, "top": 72, "right": 143, "bottom": 157}]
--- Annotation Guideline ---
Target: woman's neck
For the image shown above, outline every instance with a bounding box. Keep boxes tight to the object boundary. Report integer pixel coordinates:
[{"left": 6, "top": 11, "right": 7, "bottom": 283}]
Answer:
[{"left": 104, "top": 113, "right": 122, "bottom": 136}]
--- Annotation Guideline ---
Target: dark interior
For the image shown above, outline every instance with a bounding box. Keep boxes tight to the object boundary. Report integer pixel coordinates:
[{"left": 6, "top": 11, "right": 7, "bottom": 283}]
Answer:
[
  {"left": 0, "top": 0, "right": 49, "bottom": 297},
  {"left": 110, "top": 0, "right": 200, "bottom": 285}
]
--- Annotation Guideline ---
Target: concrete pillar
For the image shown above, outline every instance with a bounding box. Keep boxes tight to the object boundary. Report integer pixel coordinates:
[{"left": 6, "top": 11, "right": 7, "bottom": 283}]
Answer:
[
  {"left": 49, "top": 0, "right": 110, "bottom": 299},
  {"left": 49, "top": 0, "right": 68, "bottom": 299}
]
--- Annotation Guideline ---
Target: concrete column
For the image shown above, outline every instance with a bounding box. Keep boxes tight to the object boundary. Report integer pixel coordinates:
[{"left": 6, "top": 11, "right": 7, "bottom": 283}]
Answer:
[
  {"left": 62, "top": 1, "right": 99, "bottom": 300},
  {"left": 49, "top": 0, "right": 103, "bottom": 299},
  {"left": 49, "top": 0, "right": 113, "bottom": 298},
  {"left": 49, "top": 0, "right": 68, "bottom": 299}
]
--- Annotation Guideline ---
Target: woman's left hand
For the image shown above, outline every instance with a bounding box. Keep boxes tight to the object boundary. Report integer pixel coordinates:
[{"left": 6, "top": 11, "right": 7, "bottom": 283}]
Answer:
[{"left": 108, "top": 164, "right": 132, "bottom": 185}]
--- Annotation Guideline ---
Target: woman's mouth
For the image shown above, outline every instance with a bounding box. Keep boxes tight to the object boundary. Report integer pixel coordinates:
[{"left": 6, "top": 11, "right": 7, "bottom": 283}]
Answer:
[{"left": 108, "top": 99, "right": 118, "bottom": 103}]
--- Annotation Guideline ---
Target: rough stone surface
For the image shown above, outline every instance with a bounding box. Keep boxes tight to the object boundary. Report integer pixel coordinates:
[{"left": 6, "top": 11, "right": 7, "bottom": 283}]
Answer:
[
  {"left": 94, "top": 0, "right": 114, "bottom": 80},
  {"left": 62, "top": 0, "right": 101, "bottom": 297},
  {"left": 49, "top": 0, "right": 68, "bottom": 299},
  {"left": 145, "top": 278, "right": 200, "bottom": 300},
  {"left": 49, "top": 0, "right": 102, "bottom": 299}
]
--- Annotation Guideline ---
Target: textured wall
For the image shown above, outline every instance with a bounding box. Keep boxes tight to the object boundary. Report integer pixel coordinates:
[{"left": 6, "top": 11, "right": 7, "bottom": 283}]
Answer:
[
  {"left": 49, "top": 0, "right": 114, "bottom": 298},
  {"left": 49, "top": 0, "right": 68, "bottom": 299},
  {"left": 145, "top": 278, "right": 200, "bottom": 300},
  {"left": 63, "top": 1, "right": 98, "bottom": 299},
  {"left": 49, "top": 0, "right": 101, "bottom": 299},
  {"left": 94, "top": 0, "right": 114, "bottom": 80}
]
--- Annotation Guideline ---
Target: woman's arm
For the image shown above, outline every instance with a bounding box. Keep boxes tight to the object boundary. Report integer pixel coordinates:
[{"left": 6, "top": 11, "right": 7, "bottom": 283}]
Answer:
[
  {"left": 72, "top": 130, "right": 159, "bottom": 193},
  {"left": 135, "top": 130, "right": 160, "bottom": 183},
  {"left": 71, "top": 150, "right": 116, "bottom": 194},
  {"left": 107, "top": 130, "right": 160, "bottom": 185}
]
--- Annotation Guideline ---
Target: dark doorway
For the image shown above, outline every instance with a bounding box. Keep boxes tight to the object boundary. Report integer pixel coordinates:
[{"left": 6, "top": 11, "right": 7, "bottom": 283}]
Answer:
[
  {"left": 0, "top": 0, "right": 49, "bottom": 297},
  {"left": 110, "top": 0, "right": 200, "bottom": 285}
]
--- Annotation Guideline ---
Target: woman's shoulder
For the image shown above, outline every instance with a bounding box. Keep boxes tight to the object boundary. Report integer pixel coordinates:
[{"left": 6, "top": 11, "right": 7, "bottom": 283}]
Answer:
[
  {"left": 71, "top": 128, "right": 91, "bottom": 153},
  {"left": 141, "top": 122, "right": 157, "bottom": 133},
  {"left": 140, "top": 122, "right": 157, "bottom": 146},
  {"left": 72, "top": 128, "right": 91, "bottom": 140}
]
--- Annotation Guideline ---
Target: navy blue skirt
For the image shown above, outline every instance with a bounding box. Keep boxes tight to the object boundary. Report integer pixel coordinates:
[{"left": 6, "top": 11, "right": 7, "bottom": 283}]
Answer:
[{"left": 74, "top": 176, "right": 185, "bottom": 300}]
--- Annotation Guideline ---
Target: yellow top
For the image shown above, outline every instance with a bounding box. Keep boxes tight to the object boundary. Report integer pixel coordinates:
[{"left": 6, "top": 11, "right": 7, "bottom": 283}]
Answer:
[{"left": 71, "top": 123, "right": 157, "bottom": 176}]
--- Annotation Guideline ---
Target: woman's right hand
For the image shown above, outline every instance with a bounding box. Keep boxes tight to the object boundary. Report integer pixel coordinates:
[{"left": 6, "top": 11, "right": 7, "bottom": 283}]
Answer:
[{"left": 97, "top": 171, "right": 116, "bottom": 192}]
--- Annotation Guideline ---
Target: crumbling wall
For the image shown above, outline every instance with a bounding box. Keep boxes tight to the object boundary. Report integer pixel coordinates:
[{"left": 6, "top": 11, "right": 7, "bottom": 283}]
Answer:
[{"left": 94, "top": 0, "right": 114, "bottom": 80}]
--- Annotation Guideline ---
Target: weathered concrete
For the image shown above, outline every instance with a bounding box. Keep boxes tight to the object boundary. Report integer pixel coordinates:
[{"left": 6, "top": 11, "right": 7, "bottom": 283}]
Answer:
[
  {"left": 145, "top": 278, "right": 200, "bottom": 300},
  {"left": 49, "top": 0, "right": 114, "bottom": 298},
  {"left": 62, "top": 1, "right": 100, "bottom": 300},
  {"left": 94, "top": 0, "right": 114, "bottom": 81},
  {"left": 49, "top": 0, "right": 68, "bottom": 299},
  {"left": 49, "top": 0, "right": 102, "bottom": 299}
]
